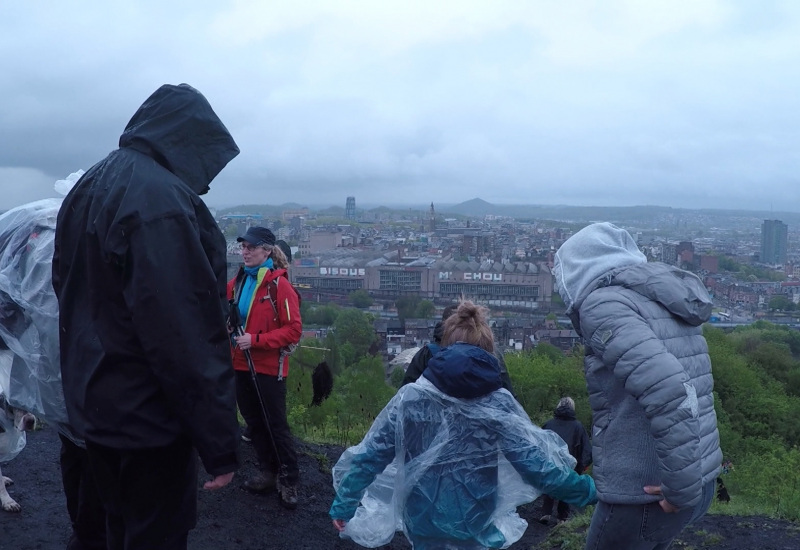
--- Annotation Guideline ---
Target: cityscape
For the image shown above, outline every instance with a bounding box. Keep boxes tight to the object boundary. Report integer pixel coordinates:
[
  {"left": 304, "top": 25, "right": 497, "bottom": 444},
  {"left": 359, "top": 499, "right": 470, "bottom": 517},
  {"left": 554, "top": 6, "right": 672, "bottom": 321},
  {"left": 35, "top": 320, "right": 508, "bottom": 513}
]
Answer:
[{"left": 218, "top": 196, "right": 800, "bottom": 363}]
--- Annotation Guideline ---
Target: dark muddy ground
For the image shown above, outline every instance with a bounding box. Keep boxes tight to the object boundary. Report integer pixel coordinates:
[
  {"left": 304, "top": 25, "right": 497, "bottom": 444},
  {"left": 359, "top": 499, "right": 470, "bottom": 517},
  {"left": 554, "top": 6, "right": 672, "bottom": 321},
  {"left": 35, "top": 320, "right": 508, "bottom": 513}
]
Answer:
[{"left": 1, "top": 425, "right": 798, "bottom": 550}]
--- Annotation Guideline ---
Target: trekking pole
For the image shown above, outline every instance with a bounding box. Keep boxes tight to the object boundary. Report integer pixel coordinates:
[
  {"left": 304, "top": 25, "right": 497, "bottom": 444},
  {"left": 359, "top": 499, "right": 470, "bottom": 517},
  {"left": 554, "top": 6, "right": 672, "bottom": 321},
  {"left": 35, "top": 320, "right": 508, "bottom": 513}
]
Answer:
[{"left": 229, "top": 301, "right": 287, "bottom": 481}]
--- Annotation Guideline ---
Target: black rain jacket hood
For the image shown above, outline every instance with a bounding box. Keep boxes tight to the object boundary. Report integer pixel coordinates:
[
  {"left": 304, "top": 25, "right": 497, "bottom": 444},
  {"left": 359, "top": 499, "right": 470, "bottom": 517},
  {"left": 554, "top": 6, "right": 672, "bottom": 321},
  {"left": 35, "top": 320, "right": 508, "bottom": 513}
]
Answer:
[
  {"left": 53, "top": 84, "right": 240, "bottom": 476},
  {"left": 119, "top": 83, "right": 239, "bottom": 195}
]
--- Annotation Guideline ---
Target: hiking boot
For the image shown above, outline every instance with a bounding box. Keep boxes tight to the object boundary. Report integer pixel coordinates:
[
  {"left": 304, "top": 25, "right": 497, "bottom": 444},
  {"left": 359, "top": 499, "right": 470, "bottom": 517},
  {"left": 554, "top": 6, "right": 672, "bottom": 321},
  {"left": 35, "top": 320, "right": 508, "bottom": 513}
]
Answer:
[
  {"left": 538, "top": 515, "right": 552, "bottom": 525},
  {"left": 243, "top": 471, "right": 276, "bottom": 494},
  {"left": 278, "top": 481, "right": 298, "bottom": 510}
]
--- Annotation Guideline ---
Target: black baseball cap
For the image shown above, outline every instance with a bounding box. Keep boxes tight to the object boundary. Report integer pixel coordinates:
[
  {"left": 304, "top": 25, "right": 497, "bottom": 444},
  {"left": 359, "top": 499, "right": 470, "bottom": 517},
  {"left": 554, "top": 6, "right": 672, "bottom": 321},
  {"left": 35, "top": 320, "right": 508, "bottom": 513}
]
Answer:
[
  {"left": 237, "top": 226, "right": 276, "bottom": 247},
  {"left": 276, "top": 239, "right": 292, "bottom": 262}
]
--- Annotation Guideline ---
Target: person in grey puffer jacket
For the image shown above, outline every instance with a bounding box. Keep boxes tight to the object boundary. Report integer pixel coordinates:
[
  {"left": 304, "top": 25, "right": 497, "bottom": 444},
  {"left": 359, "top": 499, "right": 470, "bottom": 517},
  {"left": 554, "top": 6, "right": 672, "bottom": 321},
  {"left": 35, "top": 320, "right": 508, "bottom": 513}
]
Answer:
[{"left": 553, "top": 222, "right": 722, "bottom": 550}]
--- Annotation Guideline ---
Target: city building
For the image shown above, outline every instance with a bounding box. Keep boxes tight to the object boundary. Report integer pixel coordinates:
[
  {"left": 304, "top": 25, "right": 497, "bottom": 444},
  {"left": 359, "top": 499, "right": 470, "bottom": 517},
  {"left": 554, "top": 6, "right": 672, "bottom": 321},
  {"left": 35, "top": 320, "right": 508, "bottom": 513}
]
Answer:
[
  {"left": 699, "top": 255, "right": 719, "bottom": 273},
  {"left": 282, "top": 208, "right": 309, "bottom": 221},
  {"left": 290, "top": 250, "right": 553, "bottom": 310},
  {"left": 761, "top": 219, "right": 788, "bottom": 265},
  {"left": 345, "top": 196, "right": 356, "bottom": 220},
  {"left": 660, "top": 242, "right": 678, "bottom": 265},
  {"left": 297, "top": 230, "right": 344, "bottom": 255},
  {"left": 461, "top": 231, "right": 494, "bottom": 257}
]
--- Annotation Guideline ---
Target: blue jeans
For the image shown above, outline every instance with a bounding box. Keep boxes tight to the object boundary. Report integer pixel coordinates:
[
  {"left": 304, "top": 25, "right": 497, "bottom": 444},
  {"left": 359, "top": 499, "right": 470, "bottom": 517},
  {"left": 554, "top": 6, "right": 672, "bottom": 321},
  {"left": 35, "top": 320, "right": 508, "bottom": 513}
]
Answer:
[{"left": 585, "top": 480, "right": 715, "bottom": 550}]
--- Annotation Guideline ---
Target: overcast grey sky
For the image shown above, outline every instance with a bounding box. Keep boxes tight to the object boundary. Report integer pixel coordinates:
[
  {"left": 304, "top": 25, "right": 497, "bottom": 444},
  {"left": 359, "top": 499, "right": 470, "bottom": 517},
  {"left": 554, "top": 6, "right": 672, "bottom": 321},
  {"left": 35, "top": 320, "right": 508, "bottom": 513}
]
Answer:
[{"left": 2, "top": 1, "right": 800, "bottom": 212}]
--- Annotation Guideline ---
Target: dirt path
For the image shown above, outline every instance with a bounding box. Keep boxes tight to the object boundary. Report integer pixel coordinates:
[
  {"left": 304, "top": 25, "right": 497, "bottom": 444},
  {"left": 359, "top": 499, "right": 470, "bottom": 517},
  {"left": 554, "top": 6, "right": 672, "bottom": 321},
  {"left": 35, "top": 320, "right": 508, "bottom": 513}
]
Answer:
[
  {"left": 0, "top": 426, "right": 552, "bottom": 549},
  {"left": 0, "top": 426, "right": 797, "bottom": 549}
]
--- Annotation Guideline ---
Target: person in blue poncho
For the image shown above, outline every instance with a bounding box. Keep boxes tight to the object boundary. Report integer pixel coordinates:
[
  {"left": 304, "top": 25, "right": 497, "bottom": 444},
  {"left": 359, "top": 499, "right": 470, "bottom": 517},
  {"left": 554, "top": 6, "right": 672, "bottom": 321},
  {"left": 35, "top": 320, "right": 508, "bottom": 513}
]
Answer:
[{"left": 330, "top": 301, "right": 597, "bottom": 550}]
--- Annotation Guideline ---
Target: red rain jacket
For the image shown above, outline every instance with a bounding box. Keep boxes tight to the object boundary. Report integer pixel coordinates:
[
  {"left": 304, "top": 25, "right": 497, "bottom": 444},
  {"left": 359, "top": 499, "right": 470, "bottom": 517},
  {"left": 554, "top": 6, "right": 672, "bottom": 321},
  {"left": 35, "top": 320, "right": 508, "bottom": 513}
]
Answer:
[{"left": 227, "top": 267, "right": 302, "bottom": 377}]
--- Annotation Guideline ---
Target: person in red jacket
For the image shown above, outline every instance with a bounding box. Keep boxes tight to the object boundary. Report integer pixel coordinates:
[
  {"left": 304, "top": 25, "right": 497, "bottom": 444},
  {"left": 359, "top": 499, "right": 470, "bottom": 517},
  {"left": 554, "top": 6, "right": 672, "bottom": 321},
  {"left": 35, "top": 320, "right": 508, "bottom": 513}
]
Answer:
[{"left": 227, "top": 226, "right": 303, "bottom": 509}]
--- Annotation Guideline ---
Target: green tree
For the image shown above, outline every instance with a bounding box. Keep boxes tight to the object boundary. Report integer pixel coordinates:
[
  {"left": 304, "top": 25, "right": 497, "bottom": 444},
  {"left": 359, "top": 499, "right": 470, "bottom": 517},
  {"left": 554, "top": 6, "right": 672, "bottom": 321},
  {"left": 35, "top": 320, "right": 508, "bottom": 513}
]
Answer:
[
  {"left": 533, "top": 342, "right": 565, "bottom": 363},
  {"left": 505, "top": 350, "right": 589, "bottom": 426},
  {"left": 348, "top": 289, "right": 373, "bottom": 308},
  {"left": 388, "top": 366, "right": 405, "bottom": 388},
  {"left": 301, "top": 302, "right": 341, "bottom": 326},
  {"left": 395, "top": 296, "right": 421, "bottom": 323},
  {"left": 329, "top": 356, "right": 396, "bottom": 444},
  {"left": 717, "top": 255, "right": 740, "bottom": 272},
  {"left": 332, "top": 309, "right": 377, "bottom": 362},
  {"left": 415, "top": 299, "right": 435, "bottom": 319},
  {"left": 545, "top": 312, "right": 561, "bottom": 327},
  {"left": 769, "top": 295, "right": 791, "bottom": 311}
]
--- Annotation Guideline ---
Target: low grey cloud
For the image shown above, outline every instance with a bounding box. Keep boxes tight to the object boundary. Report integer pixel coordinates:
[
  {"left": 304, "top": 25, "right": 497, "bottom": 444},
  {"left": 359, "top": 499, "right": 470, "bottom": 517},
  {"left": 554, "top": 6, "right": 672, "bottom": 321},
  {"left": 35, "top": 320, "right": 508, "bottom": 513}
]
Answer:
[{"left": 2, "top": 1, "right": 800, "bottom": 213}]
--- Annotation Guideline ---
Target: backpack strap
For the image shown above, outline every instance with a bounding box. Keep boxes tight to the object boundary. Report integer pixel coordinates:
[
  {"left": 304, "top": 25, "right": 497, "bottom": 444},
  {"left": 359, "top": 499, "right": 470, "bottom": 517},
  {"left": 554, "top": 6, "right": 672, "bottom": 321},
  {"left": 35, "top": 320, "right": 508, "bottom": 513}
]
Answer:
[
  {"left": 266, "top": 275, "right": 299, "bottom": 380},
  {"left": 231, "top": 267, "right": 246, "bottom": 304},
  {"left": 266, "top": 277, "right": 280, "bottom": 319},
  {"left": 267, "top": 274, "right": 302, "bottom": 317}
]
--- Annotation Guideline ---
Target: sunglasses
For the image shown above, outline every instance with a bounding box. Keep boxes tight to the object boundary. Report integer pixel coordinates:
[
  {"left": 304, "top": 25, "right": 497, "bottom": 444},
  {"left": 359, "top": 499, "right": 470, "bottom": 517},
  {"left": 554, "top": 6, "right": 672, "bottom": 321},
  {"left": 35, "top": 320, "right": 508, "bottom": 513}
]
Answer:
[{"left": 240, "top": 243, "right": 272, "bottom": 252}]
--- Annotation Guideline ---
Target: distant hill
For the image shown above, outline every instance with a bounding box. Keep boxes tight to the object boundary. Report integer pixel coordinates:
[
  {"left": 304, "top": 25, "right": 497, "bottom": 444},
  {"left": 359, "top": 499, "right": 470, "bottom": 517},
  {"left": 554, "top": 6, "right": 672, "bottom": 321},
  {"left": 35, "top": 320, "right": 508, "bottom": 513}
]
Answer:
[
  {"left": 316, "top": 205, "right": 346, "bottom": 217},
  {"left": 438, "top": 201, "right": 800, "bottom": 229},
  {"left": 436, "top": 199, "right": 681, "bottom": 222},
  {"left": 443, "top": 198, "right": 497, "bottom": 217},
  {"left": 214, "top": 201, "right": 800, "bottom": 229},
  {"left": 217, "top": 203, "right": 307, "bottom": 218}
]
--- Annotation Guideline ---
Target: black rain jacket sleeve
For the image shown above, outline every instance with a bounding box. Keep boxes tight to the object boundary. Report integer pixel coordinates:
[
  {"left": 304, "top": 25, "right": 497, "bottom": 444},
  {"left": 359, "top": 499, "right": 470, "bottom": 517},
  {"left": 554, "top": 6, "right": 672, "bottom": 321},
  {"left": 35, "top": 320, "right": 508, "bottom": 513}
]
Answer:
[
  {"left": 402, "top": 345, "right": 433, "bottom": 386},
  {"left": 494, "top": 351, "right": 515, "bottom": 396},
  {"left": 122, "top": 209, "right": 238, "bottom": 475}
]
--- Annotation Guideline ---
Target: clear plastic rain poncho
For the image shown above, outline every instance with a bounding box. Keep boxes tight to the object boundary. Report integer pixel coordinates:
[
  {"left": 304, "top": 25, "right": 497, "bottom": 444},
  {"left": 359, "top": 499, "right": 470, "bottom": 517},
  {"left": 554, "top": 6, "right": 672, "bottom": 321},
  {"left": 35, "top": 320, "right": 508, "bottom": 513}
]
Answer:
[
  {"left": 0, "top": 396, "right": 27, "bottom": 460},
  {"left": 331, "top": 364, "right": 595, "bottom": 550},
  {"left": 0, "top": 171, "right": 84, "bottom": 458}
]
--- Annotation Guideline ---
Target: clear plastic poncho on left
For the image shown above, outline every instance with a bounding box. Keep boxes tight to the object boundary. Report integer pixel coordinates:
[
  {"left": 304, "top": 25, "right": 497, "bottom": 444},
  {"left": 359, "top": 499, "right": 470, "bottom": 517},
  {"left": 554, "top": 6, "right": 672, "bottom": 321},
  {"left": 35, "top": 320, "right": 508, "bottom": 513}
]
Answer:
[
  {"left": 0, "top": 399, "right": 27, "bottom": 461},
  {"left": 331, "top": 376, "right": 595, "bottom": 549},
  {"left": 0, "top": 171, "right": 84, "bottom": 457}
]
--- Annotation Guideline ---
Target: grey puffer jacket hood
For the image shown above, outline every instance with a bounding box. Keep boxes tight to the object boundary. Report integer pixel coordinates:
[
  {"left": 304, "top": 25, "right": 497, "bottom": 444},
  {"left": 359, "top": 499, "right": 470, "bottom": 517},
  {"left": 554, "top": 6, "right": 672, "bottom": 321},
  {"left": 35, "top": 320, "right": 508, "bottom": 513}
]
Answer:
[
  {"left": 554, "top": 221, "right": 712, "bottom": 329},
  {"left": 554, "top": 223, "right": 721, "bottom": 509},
  {"left": 572, "top": 262, "right": 713, "bottom": 332},
  {"left": 554, "top": 222, "right": 646, "bottom": 315}
]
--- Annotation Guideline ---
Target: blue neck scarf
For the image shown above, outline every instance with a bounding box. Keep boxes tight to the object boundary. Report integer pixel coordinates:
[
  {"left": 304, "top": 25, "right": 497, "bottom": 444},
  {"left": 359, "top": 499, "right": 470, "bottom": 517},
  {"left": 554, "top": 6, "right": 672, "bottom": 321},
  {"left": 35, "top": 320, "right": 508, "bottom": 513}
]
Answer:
[{"left": 238, "top": 258, "right": 273, "bottom": 322}]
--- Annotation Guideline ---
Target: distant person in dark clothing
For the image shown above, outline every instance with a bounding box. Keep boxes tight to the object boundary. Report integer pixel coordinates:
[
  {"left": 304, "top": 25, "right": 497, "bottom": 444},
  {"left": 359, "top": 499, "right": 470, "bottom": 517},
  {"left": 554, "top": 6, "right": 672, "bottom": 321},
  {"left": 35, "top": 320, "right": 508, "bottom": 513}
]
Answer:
[
  {"left": 716, "top": 477, "right": 730, "bottom": 503},
  {"left": 276, "top": 239, "right": 293, "bottom": 263},
  {"left": 402, "top": 305, "right": 515, "bottom": 394},
  {"left": 401, "top": 305, "right": 457, "bottom": 386},
  {"left": 539, "top": 396, "right": 592, "bottom": 524},
  {"left": 53, "top": 83, "right": 241, "bottom": 550}
]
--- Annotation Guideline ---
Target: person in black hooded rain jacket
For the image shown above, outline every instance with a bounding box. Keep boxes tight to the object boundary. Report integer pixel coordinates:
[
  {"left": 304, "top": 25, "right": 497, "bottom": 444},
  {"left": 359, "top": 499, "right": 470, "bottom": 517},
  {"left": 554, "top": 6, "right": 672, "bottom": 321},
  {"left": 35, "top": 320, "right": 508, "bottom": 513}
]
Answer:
[
  {"left": 539, "top": 396, "right": 592, "bottom": 524},
  {"left": 52, "top": 84, "right": 241, "bottom": 550}
]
